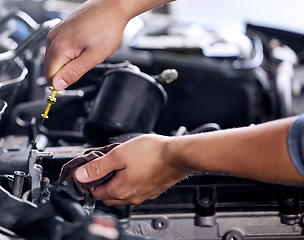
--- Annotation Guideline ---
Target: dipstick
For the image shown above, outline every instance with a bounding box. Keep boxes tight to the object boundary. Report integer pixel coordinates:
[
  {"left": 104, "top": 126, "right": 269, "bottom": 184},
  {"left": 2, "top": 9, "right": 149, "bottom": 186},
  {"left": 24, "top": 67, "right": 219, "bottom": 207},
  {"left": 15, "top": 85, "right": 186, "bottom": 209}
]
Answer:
[
  {"left": 41, "top": 86, "right": 62, "bottom": 119},
  {"left": 30, "top": 86, "right": 62, "bottom": 150}
]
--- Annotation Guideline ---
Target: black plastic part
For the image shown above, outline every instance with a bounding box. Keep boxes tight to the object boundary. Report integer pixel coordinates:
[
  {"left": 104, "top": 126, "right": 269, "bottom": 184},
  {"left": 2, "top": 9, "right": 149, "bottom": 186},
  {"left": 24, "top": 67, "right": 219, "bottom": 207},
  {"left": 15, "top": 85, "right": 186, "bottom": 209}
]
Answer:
[{"left": 84, "top": 68, "right": 167, "bottom": 145}]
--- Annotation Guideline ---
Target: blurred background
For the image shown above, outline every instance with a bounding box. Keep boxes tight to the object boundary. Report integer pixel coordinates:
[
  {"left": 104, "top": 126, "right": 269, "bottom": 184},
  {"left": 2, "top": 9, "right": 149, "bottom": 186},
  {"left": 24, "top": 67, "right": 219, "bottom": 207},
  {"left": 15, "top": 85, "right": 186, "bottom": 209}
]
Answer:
[
  {"left": 2, "top": 0, "right": 304, "bottom": 32},
  {"left": 170, "top": 0, "right": 304, "bottom": 34}
]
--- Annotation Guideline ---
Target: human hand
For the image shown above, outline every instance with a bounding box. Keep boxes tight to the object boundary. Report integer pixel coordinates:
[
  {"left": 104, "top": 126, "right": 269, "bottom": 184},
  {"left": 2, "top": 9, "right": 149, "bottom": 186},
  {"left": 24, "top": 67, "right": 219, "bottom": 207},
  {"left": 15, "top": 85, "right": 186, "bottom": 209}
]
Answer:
[
  {"left": 74, "top": 134, "right": 190, "bottom": 206},
  {"left": 43, "top": 0, "right": 128, "bottom": 90}
]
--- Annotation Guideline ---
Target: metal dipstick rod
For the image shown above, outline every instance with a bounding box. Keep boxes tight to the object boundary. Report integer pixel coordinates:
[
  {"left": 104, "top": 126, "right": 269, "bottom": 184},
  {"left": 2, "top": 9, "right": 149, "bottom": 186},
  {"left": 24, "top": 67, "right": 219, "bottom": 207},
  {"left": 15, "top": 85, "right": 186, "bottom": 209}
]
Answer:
[{"left": 31, "top": 86, "right": 62, "bottom": 149}]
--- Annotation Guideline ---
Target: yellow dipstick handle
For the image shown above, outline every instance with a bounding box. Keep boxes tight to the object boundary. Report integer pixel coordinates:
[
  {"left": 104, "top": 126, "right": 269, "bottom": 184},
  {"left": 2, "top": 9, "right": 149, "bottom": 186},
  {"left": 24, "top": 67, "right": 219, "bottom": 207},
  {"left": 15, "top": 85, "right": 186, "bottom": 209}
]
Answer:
[{"left": 41, "top": 87, "right": 62, "bottom": 119}]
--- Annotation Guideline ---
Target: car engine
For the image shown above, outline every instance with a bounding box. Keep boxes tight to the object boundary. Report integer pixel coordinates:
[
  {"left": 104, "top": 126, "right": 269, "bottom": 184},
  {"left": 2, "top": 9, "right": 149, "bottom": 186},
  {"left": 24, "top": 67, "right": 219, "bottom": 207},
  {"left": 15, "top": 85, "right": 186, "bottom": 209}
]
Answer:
[{"left": 0, "top": 1, "right": 304, "bottom": 239}]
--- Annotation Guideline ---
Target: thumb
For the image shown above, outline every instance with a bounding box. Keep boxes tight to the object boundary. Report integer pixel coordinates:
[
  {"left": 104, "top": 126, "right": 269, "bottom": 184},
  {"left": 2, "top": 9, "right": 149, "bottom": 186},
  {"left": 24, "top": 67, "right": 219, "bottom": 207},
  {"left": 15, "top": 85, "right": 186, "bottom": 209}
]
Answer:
[
  {"left": 52, "top": 49, "right": 102, "bottom": 91},
  {"left": 74, "top": 152, "right": 123, "bottom": 184}
]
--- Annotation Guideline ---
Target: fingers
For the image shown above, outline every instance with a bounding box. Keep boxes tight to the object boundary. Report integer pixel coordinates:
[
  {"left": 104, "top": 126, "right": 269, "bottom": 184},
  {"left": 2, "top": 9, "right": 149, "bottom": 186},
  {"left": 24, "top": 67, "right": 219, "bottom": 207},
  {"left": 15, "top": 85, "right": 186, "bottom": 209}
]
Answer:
[
  {"left": 44, "top": 45, "right": 102, "bottom": 91},
  {"left": 75, "top": 151, "right": 123, "bottom": 184},
  {"left": 42, "top": 0, "right": 126, "bottom": 91},
  {"left": 74, "top": 135, "right": 176, "bottom": 206},
  {"left": 91, "top": 183, "right": 148, "bottom": 206},
  {"left": 52, "top": 49, "right": 100, "bottom": 90},
  {"left": 90, "top": 183, "right": 131, "bottom": 206},
  {"left": 43, "top": 28, "right": 75, "bottom": 85},
  {"left": 89, "top": 169, "right": 163, "bottom": 206},
  {"left": 43, "top": 22, "right": 106, "bottom": 91}
]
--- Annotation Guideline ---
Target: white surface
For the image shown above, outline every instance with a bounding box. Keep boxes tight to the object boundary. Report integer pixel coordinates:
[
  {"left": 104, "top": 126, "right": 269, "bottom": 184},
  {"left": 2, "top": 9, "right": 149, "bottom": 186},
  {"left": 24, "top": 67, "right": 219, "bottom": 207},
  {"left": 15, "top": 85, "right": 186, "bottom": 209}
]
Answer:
[{"left": 169, "top": 0, "right": 304, "bottom": 34}]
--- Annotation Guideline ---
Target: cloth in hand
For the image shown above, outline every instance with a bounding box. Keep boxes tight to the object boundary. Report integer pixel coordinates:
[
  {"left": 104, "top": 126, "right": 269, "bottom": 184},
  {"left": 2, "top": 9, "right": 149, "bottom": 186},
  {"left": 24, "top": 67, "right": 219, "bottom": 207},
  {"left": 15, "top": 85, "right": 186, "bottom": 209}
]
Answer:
[{"left": 58, "top": 143, "right": 119, "bottom": 200}]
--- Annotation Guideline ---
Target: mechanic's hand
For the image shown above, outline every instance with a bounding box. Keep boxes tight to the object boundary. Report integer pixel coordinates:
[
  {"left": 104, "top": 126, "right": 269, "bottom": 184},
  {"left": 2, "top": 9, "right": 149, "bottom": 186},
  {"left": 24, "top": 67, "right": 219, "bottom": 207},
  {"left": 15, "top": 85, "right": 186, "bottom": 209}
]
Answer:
[
  {"left": 74, "top": 134, "right": 190, "bottom": 206},
  {"left": 43, "top": 0, "right": 128, "bottom": 91}
]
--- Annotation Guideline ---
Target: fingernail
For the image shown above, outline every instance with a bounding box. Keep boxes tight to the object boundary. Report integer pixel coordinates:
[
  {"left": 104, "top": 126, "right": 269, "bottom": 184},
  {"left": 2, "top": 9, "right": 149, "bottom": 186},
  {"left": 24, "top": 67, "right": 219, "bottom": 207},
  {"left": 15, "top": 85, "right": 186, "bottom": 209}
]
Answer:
[
  {"left": 53, "top": 79, "right": 68, "bottom": 91},
  {"left": 75, "top": 167, "right": 89, "bottom": 182}
]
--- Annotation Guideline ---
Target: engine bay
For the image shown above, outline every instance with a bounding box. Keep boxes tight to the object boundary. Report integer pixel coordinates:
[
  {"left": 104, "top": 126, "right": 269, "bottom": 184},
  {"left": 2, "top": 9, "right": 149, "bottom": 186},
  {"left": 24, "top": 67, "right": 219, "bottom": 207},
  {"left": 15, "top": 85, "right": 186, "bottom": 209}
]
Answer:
[{"left": 0, "top": 1, "right": 304, "bottom": 239}]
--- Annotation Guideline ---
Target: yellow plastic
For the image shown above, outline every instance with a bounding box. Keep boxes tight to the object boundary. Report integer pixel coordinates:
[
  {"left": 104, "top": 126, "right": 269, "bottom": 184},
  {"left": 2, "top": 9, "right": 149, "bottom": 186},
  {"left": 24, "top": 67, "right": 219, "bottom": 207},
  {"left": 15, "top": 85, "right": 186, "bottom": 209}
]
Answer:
[{"left": 41, "top": 87, "right": 62, "bottom": 119}]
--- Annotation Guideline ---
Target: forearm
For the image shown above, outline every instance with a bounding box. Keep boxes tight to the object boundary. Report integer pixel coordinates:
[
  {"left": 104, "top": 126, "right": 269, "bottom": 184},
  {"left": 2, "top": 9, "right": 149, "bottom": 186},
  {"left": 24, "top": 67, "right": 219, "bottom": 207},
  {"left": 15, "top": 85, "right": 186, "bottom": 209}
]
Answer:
[
  {"left": 67, "top": 0, "right": 172, "bottom": 27},
  {"left": 168, "top": 116, "right": 304, "bottom": 185},
  {"left": 117, "top": 0, "right": 174, "bottom": 20},
  {"left": 74, "top": 116, "right": 304, "bottom": 205}
]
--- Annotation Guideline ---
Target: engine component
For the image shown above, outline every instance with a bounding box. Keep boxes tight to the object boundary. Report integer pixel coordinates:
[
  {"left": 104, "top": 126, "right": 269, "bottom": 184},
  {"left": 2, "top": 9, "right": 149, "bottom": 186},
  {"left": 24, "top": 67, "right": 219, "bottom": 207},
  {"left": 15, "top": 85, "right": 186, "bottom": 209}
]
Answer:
[{"left": 84, "top": 67, "right": 168, "bottom": 145}]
